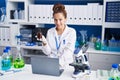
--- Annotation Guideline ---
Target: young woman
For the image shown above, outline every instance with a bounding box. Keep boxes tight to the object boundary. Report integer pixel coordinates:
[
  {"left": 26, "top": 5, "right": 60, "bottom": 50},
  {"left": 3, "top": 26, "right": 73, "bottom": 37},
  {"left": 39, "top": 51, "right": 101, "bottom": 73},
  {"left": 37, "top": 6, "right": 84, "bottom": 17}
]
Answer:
[{"left": 42, "top": 3, "right": 76, "bottom": 68}]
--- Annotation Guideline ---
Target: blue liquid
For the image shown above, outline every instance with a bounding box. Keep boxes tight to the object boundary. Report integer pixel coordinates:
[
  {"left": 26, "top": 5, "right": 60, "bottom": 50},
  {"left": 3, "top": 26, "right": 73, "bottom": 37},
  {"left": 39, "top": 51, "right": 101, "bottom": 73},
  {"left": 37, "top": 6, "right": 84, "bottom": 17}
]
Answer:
[{"left": 2, "top": 59, "right": 11, "bottom": 71}]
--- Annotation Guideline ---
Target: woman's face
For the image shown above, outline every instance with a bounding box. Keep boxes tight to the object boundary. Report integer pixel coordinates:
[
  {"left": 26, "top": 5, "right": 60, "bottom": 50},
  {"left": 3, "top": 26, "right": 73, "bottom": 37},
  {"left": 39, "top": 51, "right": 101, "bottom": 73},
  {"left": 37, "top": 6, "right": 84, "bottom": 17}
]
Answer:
[{"left": 53, "top": 13, "right": 66, "bottom": 30}]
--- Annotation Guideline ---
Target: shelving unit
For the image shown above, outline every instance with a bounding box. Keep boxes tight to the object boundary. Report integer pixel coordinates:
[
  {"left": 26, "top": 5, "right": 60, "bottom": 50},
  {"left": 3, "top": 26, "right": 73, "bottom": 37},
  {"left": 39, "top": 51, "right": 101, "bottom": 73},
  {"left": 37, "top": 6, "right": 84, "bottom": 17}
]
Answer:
[
  {"left": 87, "top": 0, "right": 120, "bottom": 70},
  {"left": 20, "top": 45, "right": 45, "bottom": 64},
  {"left": 0, "top": 24, "right": 20, "bottom": 46},
  {"left": 6, "top": 0, "right": 34, "bottom": 23},
  {"left": 102, "top": 0, "right": 120, "bottom": 43},
  {"left": 29, "top": 3, "right": 103, "bottom": 25},
  {"left": 87, "top": 47, "right": 120, "bottom": 70}
]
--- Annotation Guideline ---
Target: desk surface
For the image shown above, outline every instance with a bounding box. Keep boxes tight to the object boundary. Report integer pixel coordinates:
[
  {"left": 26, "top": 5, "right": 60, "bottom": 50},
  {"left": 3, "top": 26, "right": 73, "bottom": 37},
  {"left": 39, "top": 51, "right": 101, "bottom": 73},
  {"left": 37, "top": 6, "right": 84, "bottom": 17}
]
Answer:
[{"left": 0, "top": 65, "right": 98, "bottom": 80}]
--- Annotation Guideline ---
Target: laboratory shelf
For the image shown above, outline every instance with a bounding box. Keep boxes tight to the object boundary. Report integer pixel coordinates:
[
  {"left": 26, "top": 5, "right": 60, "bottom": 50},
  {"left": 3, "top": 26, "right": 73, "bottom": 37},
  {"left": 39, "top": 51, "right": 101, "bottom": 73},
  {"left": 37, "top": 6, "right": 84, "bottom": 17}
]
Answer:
[
  {"left": 20, "top": 45, "right": 42, "bottom": 50},
  {"left": 87, "top": 47, "right": 120, "bottom": 55}
]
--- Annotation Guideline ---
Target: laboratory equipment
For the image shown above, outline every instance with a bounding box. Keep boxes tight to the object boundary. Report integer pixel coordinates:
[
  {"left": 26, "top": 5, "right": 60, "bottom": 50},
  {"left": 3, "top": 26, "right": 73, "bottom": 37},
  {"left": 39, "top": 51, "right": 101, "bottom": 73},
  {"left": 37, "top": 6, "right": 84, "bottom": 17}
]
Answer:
[
  {"left": 20, "top": 28, "right": 33, "bottom": 44},
  {"left": 69, "top": 43, "right": 90, "bottom": 78},
  {"left": 13, "top": 46, "right": 25, "bottom": 69},
  {"left": 95, "top": 37, "right": 101, "bottom": 50},
  {"left": 5, "top": 46, "right": 13, "bottom": 66},
  {"left": 16, "top": 34, "right": 22, "bottom": 45},
  {"left": 33, "top": 28, "right": 43, "bottom": 46},
  {"left": 13, "top": 10, "right": 18, "bottom": 19},
  {"left": 31, "top": 55, "right": 64, "bottom": 76},
  {"left": 79, "top": 30, "right": 88, "bottom": 45},
  {"left": 13, "top": 57, "right": 25, "bottom": 69},
  {"left": 1, "top": 49, "right": 11, "bottom": 71},
  {"left": 36, "top": 31, "right": 42, "bottom": 41},
  {"left": 109, "top": 64, "right": 120, "bottom": 80}
]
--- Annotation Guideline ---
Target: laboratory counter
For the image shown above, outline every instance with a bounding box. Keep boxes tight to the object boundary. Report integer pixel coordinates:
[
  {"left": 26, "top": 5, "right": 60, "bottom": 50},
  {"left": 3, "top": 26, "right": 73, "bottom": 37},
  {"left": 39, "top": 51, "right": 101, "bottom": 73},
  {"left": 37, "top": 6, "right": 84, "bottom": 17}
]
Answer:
[{"left": 0, "top": 64, "right": 101, "bottom": 80}]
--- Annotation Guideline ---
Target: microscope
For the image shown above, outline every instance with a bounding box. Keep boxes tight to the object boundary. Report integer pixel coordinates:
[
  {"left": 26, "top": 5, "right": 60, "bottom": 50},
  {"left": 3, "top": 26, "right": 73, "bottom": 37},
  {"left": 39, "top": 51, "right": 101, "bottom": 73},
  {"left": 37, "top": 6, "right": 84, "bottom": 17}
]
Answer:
[{"left": 69, "top": 43, "right": 91, "bottom": 78}]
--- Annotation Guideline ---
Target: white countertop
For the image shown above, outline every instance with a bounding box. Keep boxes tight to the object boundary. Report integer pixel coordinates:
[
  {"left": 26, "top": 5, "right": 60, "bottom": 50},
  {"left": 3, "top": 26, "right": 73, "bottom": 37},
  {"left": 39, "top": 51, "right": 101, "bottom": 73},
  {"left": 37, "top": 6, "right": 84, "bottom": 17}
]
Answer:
[{"left": 0, "top": 64, "right": 99, "bottom": 80}]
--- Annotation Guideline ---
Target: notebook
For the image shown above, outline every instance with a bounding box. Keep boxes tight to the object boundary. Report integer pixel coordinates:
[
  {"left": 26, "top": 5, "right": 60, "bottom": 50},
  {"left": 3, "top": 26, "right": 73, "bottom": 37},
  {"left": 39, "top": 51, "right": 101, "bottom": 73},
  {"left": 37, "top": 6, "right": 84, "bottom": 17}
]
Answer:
[{"left": 31, "top": 55, "right": 64, "bottom": 76}]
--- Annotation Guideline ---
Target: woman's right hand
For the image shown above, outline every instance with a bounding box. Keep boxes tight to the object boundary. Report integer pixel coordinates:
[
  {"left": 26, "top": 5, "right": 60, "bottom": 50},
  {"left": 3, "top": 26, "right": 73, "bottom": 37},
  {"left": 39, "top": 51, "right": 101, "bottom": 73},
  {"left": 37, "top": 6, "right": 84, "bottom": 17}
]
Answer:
[{"left": 41, "top": 35, "right": 47, "bottom": 46}]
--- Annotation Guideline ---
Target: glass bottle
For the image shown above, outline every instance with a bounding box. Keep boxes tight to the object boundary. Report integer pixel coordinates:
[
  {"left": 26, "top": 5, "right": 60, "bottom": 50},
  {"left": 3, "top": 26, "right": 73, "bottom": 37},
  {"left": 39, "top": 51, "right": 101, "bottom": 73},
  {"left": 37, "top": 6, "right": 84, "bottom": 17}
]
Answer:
[
  {"left": 95, "top": 37, "right": 101, "bottom": 50},
  {"left": 5, "top": 46, "right": 13, "bottom": 66},
  {"left": 1, "top": 49, "right": 11, "bottom": 71},
  {"left": 109, "top": 64, "right": 120, "bottom": 80}
]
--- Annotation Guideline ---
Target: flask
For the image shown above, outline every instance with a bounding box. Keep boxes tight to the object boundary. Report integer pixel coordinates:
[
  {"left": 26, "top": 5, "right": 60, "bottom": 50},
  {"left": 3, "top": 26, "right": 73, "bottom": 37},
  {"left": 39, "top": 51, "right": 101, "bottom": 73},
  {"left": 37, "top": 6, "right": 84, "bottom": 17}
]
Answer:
[
  {"left": 13, "top": 46, "right": 25, "bottom": 69},
  {"left": 95, "top": 37, "right": 101, "bottom": 50},
  {"left": 109, "top": 64, "right": 120, "bottom": 80},
  {"left": 1, "top": 49, "right": 11, "bottom": 71},
  {"left": 5, "top": 46, "right": 13, "bottom": 66}
]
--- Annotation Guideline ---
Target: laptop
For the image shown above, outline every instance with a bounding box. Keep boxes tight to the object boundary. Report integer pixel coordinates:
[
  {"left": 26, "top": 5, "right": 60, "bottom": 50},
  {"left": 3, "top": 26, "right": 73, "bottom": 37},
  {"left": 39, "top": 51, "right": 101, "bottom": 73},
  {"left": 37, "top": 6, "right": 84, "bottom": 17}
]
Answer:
[{"left": 31, "top": 55, "right": 64, "bottom": 76}]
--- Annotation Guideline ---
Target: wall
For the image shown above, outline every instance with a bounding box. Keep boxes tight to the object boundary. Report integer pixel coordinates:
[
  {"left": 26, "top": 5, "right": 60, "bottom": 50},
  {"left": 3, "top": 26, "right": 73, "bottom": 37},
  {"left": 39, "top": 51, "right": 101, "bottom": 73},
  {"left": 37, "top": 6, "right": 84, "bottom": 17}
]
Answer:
[
  {"left": 44, "top": 24, "right": 102, "bottom": 47},
  {"left": 0, "top": 0, "right": 6, "bottom": 16}
]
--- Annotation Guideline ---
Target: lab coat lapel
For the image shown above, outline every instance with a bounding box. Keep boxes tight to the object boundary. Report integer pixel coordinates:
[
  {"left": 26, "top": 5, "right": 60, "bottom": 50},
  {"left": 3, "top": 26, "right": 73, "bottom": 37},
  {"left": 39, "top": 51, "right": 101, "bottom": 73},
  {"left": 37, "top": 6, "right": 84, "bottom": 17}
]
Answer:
[
  {"left": 53, "top": 25, "right": 68, "bottom": 50},
  {"left": 53, "top": 28, "right": 60, "bottom": 50},
  {"left": 60, "top": 25, "right": 68, "bottom": 42},
  {"left": 58, "top": 25, "right": 69, "bottom": 51}
]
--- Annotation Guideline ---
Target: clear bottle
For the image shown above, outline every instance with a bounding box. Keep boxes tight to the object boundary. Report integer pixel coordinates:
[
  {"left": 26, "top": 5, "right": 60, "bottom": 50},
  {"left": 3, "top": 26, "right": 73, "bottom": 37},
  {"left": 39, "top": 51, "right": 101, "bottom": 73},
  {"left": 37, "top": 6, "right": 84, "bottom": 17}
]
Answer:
[
  {"left": 1, "top": 49, "right": 11, "bottom": 71},
  {"left": 109, "top": 64, "right": 120, "bottom": 80},
  {"left": 109, "top": 35, "right": 116, "bottom": 47},
  {"left": 5, "top": 46, "right": 13, "bottom": 66}
]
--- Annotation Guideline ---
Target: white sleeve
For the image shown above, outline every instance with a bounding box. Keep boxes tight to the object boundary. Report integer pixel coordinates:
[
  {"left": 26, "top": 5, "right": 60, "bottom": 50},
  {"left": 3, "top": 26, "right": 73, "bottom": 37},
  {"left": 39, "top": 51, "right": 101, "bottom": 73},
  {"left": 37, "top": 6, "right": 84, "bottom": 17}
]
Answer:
[{"left": 42, "top": 30, "right": 52, "bottom": 55}]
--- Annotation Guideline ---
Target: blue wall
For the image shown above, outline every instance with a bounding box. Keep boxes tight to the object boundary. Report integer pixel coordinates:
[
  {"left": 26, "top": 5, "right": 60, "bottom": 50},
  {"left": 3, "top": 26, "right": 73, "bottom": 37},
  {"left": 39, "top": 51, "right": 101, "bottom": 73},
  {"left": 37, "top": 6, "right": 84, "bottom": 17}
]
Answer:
[
  {"left": 34, "top": 0, "right": 103, "bottom": 5},
  {"left": 0, "top": 0, "right": 6, "bottom": 16},
  {"left": 44, "top": 24, "right": 102, "bottom": 43},
  {"left": 0, "top": 0, "right": 5, "bottom": 7}
]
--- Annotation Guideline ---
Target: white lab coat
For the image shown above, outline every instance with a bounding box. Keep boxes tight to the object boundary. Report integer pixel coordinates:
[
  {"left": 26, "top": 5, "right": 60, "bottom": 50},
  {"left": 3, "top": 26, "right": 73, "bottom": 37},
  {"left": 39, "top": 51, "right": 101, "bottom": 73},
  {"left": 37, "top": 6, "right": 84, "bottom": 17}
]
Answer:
[{"left": 42, "top": 25, "right": 76, "bottom": 67}]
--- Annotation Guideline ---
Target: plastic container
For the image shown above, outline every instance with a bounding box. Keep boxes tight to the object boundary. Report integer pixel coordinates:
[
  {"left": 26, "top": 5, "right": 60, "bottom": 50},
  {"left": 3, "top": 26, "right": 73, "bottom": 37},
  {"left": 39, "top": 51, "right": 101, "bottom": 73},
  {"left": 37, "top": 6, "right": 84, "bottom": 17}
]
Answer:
[
  {"left": 95, "top": 37, "right": 101, "bottom": 50},
  {"left": 1, "top": 49, "right": 11, "bottom": 71},
  {"left": 5, "top": 46, "right": 13, "bottom": 66},
  {"left": 101, "top": 40, "right": 108, "bottom": 51},
  {"left": 109, "top": 64, "right": 120, "bottom": 80},
  {"left": 13, "top": 10, "right": 18, "bottom": 19}
]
